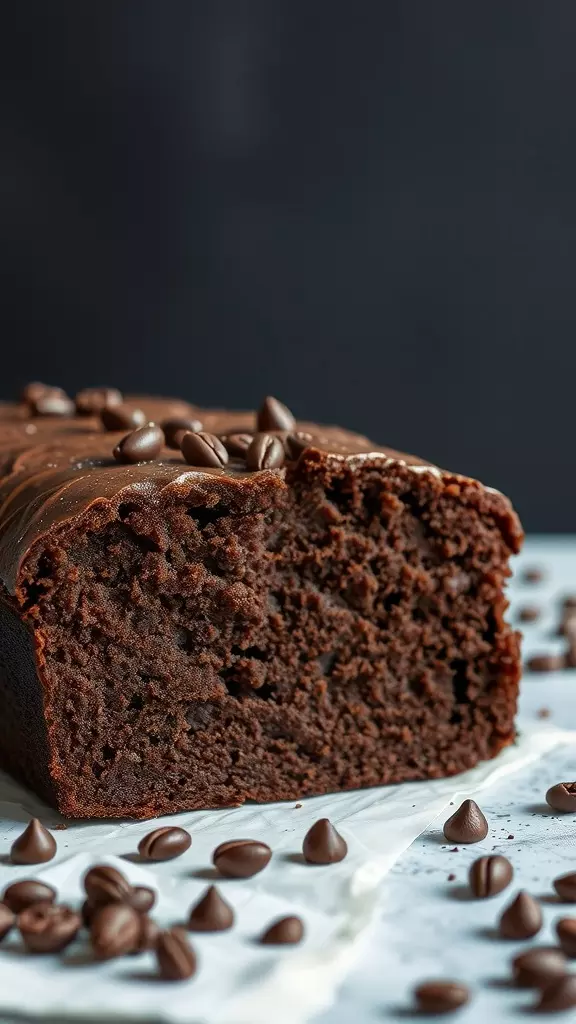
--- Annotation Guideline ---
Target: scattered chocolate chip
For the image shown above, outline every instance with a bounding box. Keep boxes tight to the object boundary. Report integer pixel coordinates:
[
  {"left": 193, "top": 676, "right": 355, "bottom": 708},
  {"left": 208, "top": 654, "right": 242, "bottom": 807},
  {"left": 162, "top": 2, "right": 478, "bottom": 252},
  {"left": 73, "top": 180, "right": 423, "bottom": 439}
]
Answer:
[
  {"left": 535, "top": 975, "right": 576, "bottom": 1013},
  {"left": 286, "top": 431, "right": 314, "bottom": 460},
  {"left": 414, "top": 980, "right": 470, "bottom": 1014},
  {"left": 0, "top": 903, "right": 16, "bottom": 940},
  {"left": 180, "top": 431, "right": 229, "bottom": 469},
  {"left": 156, "top": 926, "right": 197, "bottom": 981},
  {"left": 443, "top": 800, "right": 488, "bottom": 844},
  {"left": 546, "top": 783, "right": 576, "bottom": 813},
  {"left": 554, "top": 873, "right": 576, "bottom": 903},
  {"left": 3, "top": 880, "right": 56, "bottom": 914},
  {"left": 469, "top": 855, "right": 513, "bottom": 898},
  {"left": 556, "top": 918, "right": 576, "bottom": 957},
  {"left": 135, "top": 914, "right": 161, "bottom": 953},
  {"left": 212, "top": 839, "right": 272, "bottom": 879},
  {"left": 302, "top": 818, "right": 348, "bottom": 864},
  {"left": 499, "top": 891, "right": 543, "bottom": 939},
  {"left": 127, "top": 886, "right": 156, "bottom": 914},
  {"left": 523, "top": 567, "right": 545, "bottom": 584},
  {"left": 100, "top": 404, "right": 146, "bottom": 432},
  {"left": 256, "top": 396, "right": 296, "bottom": 432},
  {"left": 246, "top": 433, "right": 285, "bottom": 471},
  {"left": 75, "top": 387, "right": 123, "bottom": 416},
  {"left": 221, "top": 432, "right": 253, "bottom": 458},
  {"left": 138, "top": 827, "right": 191, "bottom": 862},
  {"left": 161, "top": 417, "right": 203, "bottom": 449},
  {"left": 261, "top": 915, "right": 304, "bottom": 945},
  {"left": 10, "top": 819, "right": 57, "bottom": 865},
  {"left": 113, "top": 422, "right": 164, "bottom": 464},
  {"left": 19, "top": 903, "right": 81, "bottom": 953},
  {"left": 526, "top": 654, "right": 564, "bottom": 672},
  {"left": 512, "top": 947, "right": 567, "bottom": 988},
  {"left": 29, "top": 388, "right": 75, "bottom": 417},
  {"left": 508, "top": 834, "right": 515, "bottom": 840},
  {"left": 538, "top": 708, "right": 551, "bottom": 719},
  {"left": 188, "top": 885, "right": 234, "bottom": 932},
  {"left": 83, "top": 865, "right": 132, "bottom": 906},
  {"left": 447, "top": 873, "right": 456, "bottom": 882},
  {"left": 90, "top": 903, "right": 141, "bottom": 960},
  {"left": 518, "top": 606, "right": 541, "bottom": 623}
]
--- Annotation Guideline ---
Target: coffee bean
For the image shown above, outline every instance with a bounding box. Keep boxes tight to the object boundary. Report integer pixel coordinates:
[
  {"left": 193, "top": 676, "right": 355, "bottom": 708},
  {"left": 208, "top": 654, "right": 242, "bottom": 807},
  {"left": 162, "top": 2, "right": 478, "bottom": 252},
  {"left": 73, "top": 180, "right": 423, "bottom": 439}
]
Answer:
[
  {"left": 443, "top": 800, "right": 488, "bottom": 844},
  {"left": 127, "top": 886, "right": 156, "bottom": 914},
  {"left": 556, "top": 918, "right": 576, "bottom": 957},
  {"left": 302, "top": 819, "right": 348, "bottom": 865},
  {"left": 518, "top": 606, "right": 541, "bottom": 623},
  {"left": 535, "top": 975, "right": 576, "bottom": 1012},
  {"left": 138, "top": 826, "right": 191, "bottom": 861},
  {"left": 212, "top": 839, "right": 272, "bottom": 878},
  {"left": 83, "top": 864, "right": 132, "bottom": 906},
  {"left": 512, "top": 947, "right": 567, "bottom": 988},
  {"left": 19, "top": 903, "right": 81, "bottom": 953},
  {"left": 246, "top": 433, "right": 285, "bottom": 471},
  {"left": 546, "top": 783, "right": 576, "bottom": 813},
  {"left": 90, "top": 903, "right": 141, "bottom": 959},
  {"left": 188, "top": 885, "right": 234, "bottom": 932},
  {"left": 161, "top": 417, "right": 203, "bottom": 449},
  {"left": 75, "top": 387, "right": 123, "bottom": 416},
  {"left": 256, "top": 396, "right": 296, "bottom": 432},
  {"left": 414, "top": 980, "right": 470, "bottom": 1014},
  {"left": 28, "top": 387, "right": 74, "bottom": 417},
  {"left": 100, "top": 404, "right": 146, "bottom": 432},
  {"left": 10, "top": 819, "right": 57, "bottom": 865},
  {"left": 180, "top": 431, "right": 229, "bottom": 468},
  {"left": 469, "top": 855, "right": 513, "bottom": 898},
  {"left": 285, "top": 431, "right": 314, "bottom": 460},
  {"left": 113, "top": 422, "right": 165, "bottom": 464},
  {"left": 221, "top": 433, "right": 253, "bottom": 458},
  {"left": 157, "top": 926, "right": 197, "bottom": 981},
  {"left": 523, "top": 567, "right": 545, "bottom": 584},
  {"left": 3, "top": 880, "right": 56, "bottom": 913},
  {"left": 526, "top": 654, "right": 563, "bottom": 672},
  {"left": 554, "top": 873, "right": 576, "bottom": 902},
  {"left": 261, "top": 915, "right": 304, "bottom": 945},
  {"left": 499, "top": 891, "right": 543, "bottom": 939},
  {"left": 0, "top": 903, "right": 15, "bottom": 941},
  {"left": 135, "top": 914, "right": 160, "bottom": 953}
]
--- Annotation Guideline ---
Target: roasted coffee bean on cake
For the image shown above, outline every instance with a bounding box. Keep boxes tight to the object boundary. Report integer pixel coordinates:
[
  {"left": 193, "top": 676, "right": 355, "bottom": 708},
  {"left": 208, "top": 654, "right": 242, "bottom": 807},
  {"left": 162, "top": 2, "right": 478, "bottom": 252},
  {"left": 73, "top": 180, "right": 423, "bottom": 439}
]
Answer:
[{"left": 0, "top": 386, "right": 523, "bottom": 818}]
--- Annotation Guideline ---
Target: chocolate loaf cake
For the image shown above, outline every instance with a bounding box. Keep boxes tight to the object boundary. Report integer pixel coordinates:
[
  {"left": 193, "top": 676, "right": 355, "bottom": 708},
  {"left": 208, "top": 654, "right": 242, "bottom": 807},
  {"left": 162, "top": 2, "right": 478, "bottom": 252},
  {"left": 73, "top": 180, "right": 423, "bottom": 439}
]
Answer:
[{"left": 0, "top": 386, "right": 523, "bottom": 818}]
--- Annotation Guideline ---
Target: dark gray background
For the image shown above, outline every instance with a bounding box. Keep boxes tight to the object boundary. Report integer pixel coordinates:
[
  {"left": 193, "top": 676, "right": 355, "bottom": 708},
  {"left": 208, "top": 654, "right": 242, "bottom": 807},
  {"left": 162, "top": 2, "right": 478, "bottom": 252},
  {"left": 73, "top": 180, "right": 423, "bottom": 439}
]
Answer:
[{"left": 2, "top": 2, "right": 574, "bottom": 530}]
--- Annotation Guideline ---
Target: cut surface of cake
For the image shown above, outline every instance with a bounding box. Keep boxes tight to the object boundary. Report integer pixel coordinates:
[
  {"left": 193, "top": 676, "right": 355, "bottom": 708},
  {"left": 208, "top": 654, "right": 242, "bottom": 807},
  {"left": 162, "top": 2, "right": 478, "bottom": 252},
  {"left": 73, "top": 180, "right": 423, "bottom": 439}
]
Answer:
[{"left": 0, "top": 388, "right": 523, "bottom": 818}]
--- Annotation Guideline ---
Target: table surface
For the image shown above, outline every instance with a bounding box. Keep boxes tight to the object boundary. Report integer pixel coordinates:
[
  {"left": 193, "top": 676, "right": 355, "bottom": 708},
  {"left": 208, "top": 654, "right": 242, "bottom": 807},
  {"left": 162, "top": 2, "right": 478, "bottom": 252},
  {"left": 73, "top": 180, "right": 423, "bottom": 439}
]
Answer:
[{"left": 318, "top": 537, "right": 576, "bottom": 1023}]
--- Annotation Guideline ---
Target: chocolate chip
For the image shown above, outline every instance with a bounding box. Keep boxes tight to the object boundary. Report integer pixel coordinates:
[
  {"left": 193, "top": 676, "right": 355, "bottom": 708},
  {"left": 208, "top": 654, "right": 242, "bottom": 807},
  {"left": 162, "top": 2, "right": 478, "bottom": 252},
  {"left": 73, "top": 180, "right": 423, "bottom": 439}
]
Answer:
[
  {"left": 127, "top": 886, "right": 156, "bottom": 914},
  {"left": 256, "top": 396, "right": 296, "bottom": 432},
  {"left": 188, "top": 885, "right": 234, "bottom": 932},
  {"left": 29, "top": 387, "right": 75, "bottom": 417},
  {"left": 2, "top": 880, "right": 56, "bottom": 914},
  {"left": 138, "top": 826, "right": 191, "bottom": 861},
  {"left": 135, "top": 914, "right": 160, "bottom": 953},
  {"left": 113, "top": 422, "right": 165, "bottom": 464},
  {"left": 512, "top": 947, "right": 567, "bottom": 988},
  {"left": 547, "top": 783, "right": 576, "bottom": 813},
  {"left": 83, "top": 864, "right": 132, "bottom": 906},
  {"left": 523, "top": 567, "right": 545, "bottom": 584},
  {"left": 302, "top": 819, "right": 348, "bottom": 864},
  {"left": 538, "top": 708, "right": 551, "bottom": 719},
  {"left": 180, "top": 431, "right": 229, "bottom": 468},
  {"left": 499, "top": 891, "right": 543, "bottom": 939},
  {"left": 19, "top": 903, "right": 81, "bottom": 953},
  {"left": 554, "top": 873, "right": 576, "bottom": 903},
  {"left": 535, "top": 975, "right": 576, "bottom": 1012},
  {"left": 414, "top": 980, "right": 470, "bottom": 1014},
  {"left": 246, "top": 433, "right": 285, "bottom": 471},
  {"left": 469, "top": 855, "right": 513, "bottom": 898},
  {"left": 212, "top": 839, "right": 272, "bottom": 878},
  {"left": 442, "top": 800, "right": 488, "bottom": 844},
  {"left": 285, "top": 431, "right": 314, "bottom": 459},
  {"left": 156, "top": 926, "right": 197, "bottom": 981},
  {"left": 261, "top": 915, "right": 304, "bottom": 945},
  {"left": 556, "top": 918, "right": 576, "bottom": 957},
  {"left": 100, "top": 404, "right": 146, "bottom": 432},
  {"left": 518, "top": 606, "right": 541, "bottom": 623},
  {"left": 526, "top": 654, "right": 564, "bottom": 672},
  {"left": 161, "top": 417, "right": 203, "bottom": 449},
  {"left": 75, "top": 387, "right": 123, "bottom": 416},
  {"left": 221, "top": 433, "right": 253, "bottom": 458},
  {"left": 10, "top": 818, "right": 57, "bottom": 865},
  {"left": 90, "top": 903, "right": 141, "bottom": 959},
  {"left": 0, "top": 903, "right": 16, "bottom": 940}
]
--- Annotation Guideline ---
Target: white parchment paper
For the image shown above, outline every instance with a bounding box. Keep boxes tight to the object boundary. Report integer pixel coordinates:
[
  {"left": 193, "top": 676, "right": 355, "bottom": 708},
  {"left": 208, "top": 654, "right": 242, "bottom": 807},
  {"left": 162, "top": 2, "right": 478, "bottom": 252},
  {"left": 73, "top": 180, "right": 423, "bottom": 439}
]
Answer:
[{"left": 0, "top": 725, "right": 571, "bottom": 1024}]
